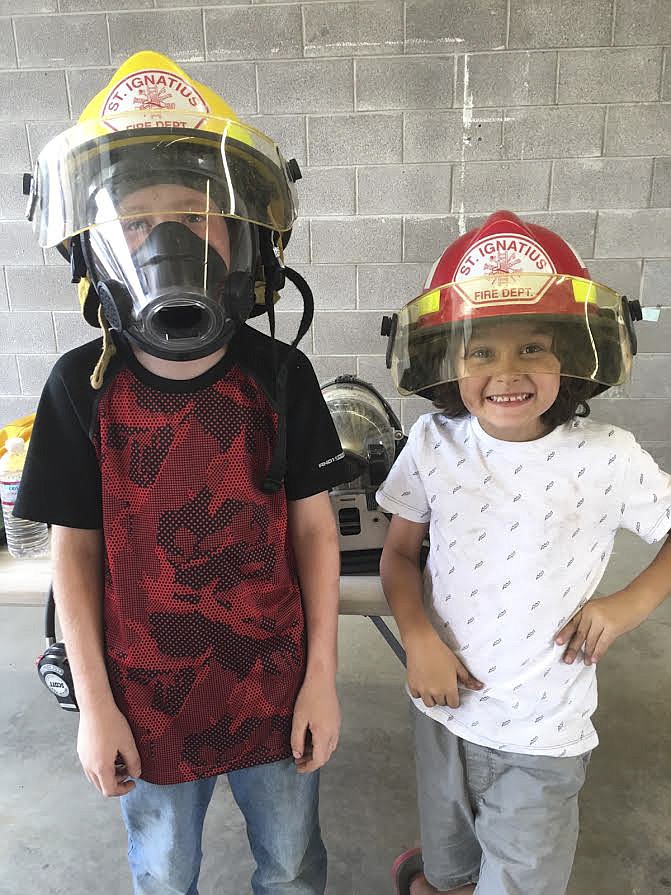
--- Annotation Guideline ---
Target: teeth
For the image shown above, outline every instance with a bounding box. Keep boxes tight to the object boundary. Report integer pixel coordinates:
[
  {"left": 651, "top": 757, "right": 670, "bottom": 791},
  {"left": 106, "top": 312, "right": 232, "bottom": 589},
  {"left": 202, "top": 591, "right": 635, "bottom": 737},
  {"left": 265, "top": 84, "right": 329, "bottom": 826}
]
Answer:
[{"left": 488, "top": 394, "right": 531, "bottom": 403}]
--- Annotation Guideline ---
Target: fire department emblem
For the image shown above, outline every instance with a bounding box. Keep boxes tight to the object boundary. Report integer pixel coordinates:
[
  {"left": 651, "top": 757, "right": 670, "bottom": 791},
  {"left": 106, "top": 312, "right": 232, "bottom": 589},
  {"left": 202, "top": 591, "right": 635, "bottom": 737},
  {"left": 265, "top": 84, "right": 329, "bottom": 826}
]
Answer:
[
  {"left": 102, "top": 68, "right": 210, "bottom": 131},
  {"left": 483, "top": 248, "right": 523, "bottom": 285},
  {"left": 454, "top": 233, "right": 556, "bottom": 307}
]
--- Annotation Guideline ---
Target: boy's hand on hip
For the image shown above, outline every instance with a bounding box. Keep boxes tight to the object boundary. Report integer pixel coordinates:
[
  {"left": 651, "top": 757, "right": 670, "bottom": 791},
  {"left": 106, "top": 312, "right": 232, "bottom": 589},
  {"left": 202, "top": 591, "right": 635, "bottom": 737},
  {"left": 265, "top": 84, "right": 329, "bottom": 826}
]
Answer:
[
  {"left": 555, "top": 591, "right": 649, "bottom": 666},
  {"left": 406, "top": 628, "right": 483, "bottom": 709},
  {"left": 77, "top": 702, "right": 141, "bottom": 797},
  {"left": 291, "top": 670, "right": 341, "bottom": 774}
]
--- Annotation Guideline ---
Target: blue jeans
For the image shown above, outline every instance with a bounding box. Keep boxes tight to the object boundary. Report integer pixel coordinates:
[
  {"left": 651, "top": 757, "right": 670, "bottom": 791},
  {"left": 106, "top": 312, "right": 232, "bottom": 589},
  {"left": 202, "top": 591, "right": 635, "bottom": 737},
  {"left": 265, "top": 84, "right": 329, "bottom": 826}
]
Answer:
[{"left": 120, "top": 759, "right": 326, "bottom": 895}]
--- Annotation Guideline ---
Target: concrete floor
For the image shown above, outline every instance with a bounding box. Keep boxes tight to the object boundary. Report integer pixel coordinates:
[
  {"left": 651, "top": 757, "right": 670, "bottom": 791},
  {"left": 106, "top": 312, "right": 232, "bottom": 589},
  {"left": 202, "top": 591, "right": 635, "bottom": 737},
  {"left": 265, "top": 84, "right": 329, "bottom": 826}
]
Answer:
[{"left": 1, "top": 530, "right": 670, "bottom": 894}]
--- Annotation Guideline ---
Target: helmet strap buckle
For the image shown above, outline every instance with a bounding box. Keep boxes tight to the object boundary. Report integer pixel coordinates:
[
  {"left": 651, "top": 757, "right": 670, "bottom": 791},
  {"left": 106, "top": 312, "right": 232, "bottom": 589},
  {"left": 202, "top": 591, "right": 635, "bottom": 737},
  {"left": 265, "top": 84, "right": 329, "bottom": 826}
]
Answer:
[{"left": 70, "top": 235, "right": 87, "bottom": 284}]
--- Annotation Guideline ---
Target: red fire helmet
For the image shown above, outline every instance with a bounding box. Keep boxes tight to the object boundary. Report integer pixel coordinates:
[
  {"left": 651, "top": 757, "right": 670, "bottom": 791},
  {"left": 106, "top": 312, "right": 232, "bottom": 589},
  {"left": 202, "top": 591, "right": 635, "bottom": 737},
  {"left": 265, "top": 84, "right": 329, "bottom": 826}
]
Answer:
[{"left": 383, "top": 211, "right": 640, "bottom": 397}]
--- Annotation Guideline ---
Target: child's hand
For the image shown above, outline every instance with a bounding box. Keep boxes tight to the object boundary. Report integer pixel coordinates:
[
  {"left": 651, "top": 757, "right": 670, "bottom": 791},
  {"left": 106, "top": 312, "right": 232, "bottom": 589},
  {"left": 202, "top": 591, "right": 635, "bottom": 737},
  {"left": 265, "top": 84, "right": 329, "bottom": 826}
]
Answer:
[
  {"left": 406, "top": 628, "right": 483, "bottom": 709},
  {"left": 291, "top": 670, "right": 341, "bottom": 774},
  {"left": 555, "top": 591, "right": 650, "bottom": 665},
  {"left": 77, "top": 701, "right": 141, "bottom": 797}
]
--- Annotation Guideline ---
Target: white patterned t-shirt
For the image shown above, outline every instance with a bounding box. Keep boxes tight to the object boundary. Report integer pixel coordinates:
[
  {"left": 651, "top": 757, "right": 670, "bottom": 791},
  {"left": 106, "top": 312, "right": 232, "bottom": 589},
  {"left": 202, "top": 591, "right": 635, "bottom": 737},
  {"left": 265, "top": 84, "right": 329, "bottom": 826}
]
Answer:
[{"left": 376, "top": 413, "right": 671, "bottom": 757}]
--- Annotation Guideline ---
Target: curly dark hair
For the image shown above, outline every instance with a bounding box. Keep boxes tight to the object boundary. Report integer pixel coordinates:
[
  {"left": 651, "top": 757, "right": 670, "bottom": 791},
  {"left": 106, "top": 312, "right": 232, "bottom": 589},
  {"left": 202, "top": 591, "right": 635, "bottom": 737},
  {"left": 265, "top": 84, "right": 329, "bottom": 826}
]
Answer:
[
  {"left": 429, "top": 375, "right": 600, "bottom": 429},
  {"left": 409, "top": 313, "right": 621, "bottom": 430}
]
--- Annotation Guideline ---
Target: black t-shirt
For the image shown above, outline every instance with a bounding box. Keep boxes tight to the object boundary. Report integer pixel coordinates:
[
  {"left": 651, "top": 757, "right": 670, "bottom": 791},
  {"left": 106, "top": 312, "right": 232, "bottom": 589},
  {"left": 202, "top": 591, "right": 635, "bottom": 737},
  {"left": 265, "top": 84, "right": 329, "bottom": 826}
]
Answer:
[
  {"left": 17, "top": 325, "right": 347, "bottom": 525},
  {"left": 17, "top": 325, "right": 349, "bottom": 784}
]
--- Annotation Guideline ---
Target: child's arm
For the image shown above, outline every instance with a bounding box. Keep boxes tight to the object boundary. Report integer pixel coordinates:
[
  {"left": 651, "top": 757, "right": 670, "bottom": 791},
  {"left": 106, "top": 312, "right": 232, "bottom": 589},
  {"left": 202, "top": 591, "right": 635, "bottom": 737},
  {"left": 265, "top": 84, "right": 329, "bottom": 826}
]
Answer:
[
  {"left": 287, "top": 491, "right": 341, "bottom": 774},
  {"left": 556, "top": 531, "right": 671, "bottom": 665},
  {"left": 52, "top": 525, "right": 141, "bottom": 796},
  {"left": 380, "top": 515, "right": 483, "bottom": 708}
]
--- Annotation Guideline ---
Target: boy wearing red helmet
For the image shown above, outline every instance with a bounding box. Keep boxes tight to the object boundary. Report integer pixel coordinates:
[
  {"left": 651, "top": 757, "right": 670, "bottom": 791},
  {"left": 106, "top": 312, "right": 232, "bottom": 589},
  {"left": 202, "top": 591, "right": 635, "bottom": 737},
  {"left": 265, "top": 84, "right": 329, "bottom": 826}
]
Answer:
[{"left": 378, "top": 211, "right": 671, "bottom": 894}]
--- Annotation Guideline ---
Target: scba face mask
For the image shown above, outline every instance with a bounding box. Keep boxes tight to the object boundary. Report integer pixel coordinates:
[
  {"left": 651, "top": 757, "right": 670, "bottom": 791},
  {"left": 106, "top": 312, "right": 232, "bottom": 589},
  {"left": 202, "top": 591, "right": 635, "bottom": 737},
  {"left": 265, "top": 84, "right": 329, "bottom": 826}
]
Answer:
[{"left": 78, "top": 177, "right": 258, "bottom": 360}]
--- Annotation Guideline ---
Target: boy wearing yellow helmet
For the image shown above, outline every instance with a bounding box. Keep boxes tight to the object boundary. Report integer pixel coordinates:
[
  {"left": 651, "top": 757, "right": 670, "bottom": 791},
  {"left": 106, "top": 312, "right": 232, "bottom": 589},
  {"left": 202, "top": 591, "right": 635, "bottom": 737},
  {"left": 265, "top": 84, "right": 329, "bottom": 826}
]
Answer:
[{"left": 16, "top": 52, "right": 347, "bottom": 895}]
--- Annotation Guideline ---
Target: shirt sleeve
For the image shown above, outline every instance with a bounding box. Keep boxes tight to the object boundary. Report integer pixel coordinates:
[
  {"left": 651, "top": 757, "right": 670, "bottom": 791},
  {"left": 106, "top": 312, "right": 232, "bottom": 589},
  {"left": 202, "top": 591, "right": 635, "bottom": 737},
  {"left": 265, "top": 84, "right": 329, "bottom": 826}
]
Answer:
[
  {"left": 14, "top": 355, "right": 103, "bottom": 529},
  {"left": 284, "top": 352, "right": 350, "bottom": 501},
  {"left": 618, "top": 436, "right": 671, "bottom": 543},
  {"left": 375, "top": 418, "right": 431, "bottom": 524}
]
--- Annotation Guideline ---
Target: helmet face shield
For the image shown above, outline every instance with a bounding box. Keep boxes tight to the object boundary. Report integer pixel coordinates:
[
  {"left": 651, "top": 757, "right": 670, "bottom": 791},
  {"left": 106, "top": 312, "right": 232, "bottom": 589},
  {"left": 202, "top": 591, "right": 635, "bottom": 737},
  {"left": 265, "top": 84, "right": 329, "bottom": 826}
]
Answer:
[
  {"left": 28, "top": 114, "right": 298, "bottom": 248},
  {"left": 21, "top": 50, "right": 314, "bottom": 371},
  {"left": 26, "top": 114, "right": 298, "bottom": 360},
  {"left": 390, "top": 274, "right": 634, "bottom": 396}
]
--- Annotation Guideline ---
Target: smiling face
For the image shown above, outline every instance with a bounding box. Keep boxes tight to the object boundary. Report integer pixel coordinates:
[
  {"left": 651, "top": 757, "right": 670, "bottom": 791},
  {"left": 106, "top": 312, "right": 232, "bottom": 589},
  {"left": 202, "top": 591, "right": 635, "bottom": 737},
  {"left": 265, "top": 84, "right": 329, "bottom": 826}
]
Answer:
[{"left": 456, "top": 318, "right": 561, "bottom": 442}]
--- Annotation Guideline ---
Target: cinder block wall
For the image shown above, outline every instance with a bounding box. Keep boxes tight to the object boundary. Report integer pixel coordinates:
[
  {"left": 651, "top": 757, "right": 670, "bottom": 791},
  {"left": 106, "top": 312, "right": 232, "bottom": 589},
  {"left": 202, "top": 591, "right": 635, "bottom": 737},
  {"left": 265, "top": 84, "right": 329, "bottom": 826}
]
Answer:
[{"left": 0, "top": 0, "right": 669, "bottom": 466}]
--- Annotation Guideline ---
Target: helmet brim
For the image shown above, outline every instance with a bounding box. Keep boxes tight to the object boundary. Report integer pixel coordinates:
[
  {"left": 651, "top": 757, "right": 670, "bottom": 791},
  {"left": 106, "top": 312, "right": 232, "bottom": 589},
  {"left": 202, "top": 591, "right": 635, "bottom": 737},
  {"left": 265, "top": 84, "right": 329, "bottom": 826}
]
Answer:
[
  {"left": 29, "top": 117, "right": 298, "bottom": 248},
  {"left": 390, "top": 274, "right": 634, "bottom": 395}
]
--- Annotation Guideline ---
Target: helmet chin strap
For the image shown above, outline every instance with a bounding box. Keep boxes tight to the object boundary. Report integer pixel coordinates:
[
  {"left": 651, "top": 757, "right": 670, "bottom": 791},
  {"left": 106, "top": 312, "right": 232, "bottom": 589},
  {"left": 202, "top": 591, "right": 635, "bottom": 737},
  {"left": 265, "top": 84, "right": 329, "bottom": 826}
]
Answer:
[
  {"left": 259, "top": 230, "right": 314, "bottom": 494},
  {"left": 90, "top": 303, "right": 118, "bottom": 390}
]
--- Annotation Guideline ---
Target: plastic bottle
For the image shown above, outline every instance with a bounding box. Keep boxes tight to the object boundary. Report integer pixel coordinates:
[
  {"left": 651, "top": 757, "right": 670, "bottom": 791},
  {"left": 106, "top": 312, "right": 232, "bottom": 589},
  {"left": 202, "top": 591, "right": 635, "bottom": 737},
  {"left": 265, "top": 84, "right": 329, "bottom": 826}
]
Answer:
[{"left": 0, "top": 437, "right": 49, "bottom": 558}]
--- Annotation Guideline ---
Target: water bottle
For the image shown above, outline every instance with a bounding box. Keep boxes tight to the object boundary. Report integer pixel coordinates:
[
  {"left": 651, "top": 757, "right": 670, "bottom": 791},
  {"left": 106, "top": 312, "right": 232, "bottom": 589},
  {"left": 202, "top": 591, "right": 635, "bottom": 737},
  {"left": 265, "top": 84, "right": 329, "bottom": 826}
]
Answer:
[{"left": 0, "top": 437, "right": 49, "bottom": 558}]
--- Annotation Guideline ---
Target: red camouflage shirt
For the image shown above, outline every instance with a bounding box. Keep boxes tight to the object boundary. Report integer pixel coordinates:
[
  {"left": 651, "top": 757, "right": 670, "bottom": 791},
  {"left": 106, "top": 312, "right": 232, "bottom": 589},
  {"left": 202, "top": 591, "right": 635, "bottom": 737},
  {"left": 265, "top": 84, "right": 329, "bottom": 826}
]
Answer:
[{"left": 17, "top": 325, "right": 348, "bottom": 784}]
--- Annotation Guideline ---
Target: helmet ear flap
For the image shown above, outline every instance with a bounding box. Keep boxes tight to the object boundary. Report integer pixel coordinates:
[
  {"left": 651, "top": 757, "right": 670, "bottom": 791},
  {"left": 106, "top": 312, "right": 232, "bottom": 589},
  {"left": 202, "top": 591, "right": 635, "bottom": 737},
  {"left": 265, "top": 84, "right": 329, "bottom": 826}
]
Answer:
[
  {"left": 71, "top": 233, "right": 102, "bottom": 327},
  {"left": 250, "top": 228, "right": 287, "bottom": 317},
  {"left": 70, "top": 234, "right": 87, "bottom": 282},
  {"left": 78, "top": 277, "right": 102, "bottom": 328},
  {"left": 251, "top": 273, "right": 281, "bottom": 316}
]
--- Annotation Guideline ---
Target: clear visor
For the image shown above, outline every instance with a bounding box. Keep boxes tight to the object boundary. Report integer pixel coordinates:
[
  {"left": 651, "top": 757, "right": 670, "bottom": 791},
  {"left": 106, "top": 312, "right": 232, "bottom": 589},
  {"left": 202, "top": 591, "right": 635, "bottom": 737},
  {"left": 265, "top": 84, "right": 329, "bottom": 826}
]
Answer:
[
  {"left": 27, "top": 112, "right": 298, "bottom": 248},
  {"left": 389, "top": 274, "right": 635, "bottom": 396}
]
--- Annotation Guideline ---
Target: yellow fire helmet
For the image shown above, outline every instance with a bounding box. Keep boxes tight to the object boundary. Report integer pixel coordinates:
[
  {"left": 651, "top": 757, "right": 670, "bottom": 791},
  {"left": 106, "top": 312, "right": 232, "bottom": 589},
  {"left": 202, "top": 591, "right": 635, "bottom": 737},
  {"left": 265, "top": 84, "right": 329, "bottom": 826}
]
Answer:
[{"left": 23, "top": 51, "right": 308, "bottom": 370}]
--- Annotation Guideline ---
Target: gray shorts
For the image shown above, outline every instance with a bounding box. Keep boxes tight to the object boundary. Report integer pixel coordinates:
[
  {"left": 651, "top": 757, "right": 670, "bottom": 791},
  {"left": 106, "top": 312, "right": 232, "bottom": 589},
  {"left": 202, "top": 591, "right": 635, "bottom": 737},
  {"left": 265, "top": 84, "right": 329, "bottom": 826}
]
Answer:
[{"left": 414, "top": 707, "right": 590, "bottom": 895}]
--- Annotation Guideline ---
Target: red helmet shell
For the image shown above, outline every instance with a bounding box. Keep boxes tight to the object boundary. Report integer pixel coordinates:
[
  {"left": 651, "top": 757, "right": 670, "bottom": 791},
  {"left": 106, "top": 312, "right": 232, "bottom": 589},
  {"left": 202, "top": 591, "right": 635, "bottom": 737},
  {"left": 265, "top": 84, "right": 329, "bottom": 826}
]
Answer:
[{"left": 419, "top": 211, "right": 593, "bottom": 329}]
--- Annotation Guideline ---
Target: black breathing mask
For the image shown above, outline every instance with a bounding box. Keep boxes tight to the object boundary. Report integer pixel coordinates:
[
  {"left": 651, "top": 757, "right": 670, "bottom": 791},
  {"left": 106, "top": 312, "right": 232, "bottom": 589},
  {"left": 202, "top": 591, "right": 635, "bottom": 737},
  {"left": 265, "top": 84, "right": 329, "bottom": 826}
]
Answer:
[{"left": 85, "top": 218, "right": 256, "bottom": 361}]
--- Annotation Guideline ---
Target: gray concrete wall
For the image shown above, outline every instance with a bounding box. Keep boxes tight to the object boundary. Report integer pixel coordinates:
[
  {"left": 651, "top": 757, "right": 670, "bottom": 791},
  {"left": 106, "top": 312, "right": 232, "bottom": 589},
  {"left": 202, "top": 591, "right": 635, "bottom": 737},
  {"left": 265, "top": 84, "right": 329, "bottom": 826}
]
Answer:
[{"left": 0, "top": 0, "right": 669, "bottom": 466}]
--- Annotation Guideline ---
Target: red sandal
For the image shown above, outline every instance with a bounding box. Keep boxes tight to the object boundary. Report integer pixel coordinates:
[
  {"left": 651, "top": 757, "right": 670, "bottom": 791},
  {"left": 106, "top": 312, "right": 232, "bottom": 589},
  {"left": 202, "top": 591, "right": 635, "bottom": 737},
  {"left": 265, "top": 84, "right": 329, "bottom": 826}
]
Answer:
[{"left": 392, "top": 848, "right": 424, "bottom": 894}]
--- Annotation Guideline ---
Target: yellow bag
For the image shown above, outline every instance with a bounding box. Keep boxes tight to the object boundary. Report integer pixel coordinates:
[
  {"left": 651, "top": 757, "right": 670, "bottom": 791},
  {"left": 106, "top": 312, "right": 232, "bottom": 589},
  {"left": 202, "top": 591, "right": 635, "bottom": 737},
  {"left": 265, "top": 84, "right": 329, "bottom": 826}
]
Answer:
[{"left": 0, "top": 413, "right": 35, "bottom": 458}]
